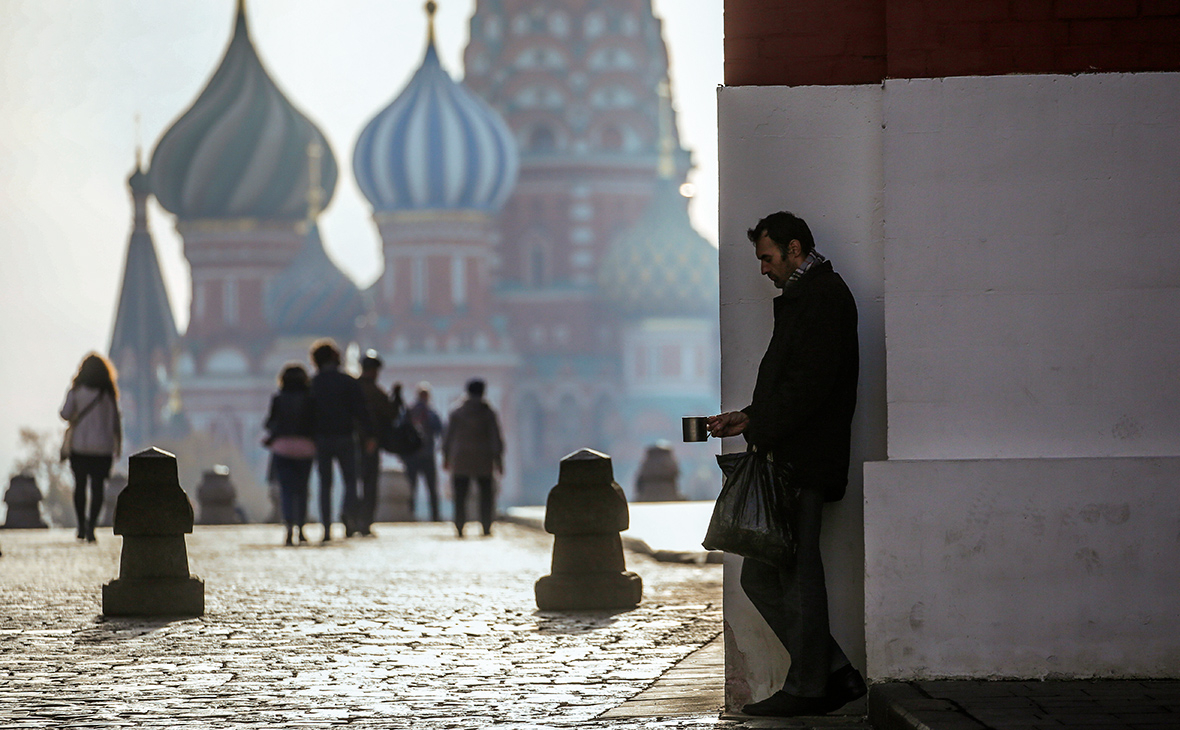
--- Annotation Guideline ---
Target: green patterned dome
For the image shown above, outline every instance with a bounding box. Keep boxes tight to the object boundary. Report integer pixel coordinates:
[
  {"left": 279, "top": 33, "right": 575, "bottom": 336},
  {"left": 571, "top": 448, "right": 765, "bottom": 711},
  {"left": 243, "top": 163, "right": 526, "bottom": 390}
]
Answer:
[
  {"left": 148, "top": 3, "right": 337, "bottom": 221},
  {"left": 598, "top": 181, "right": 718, "bottom": 318}
]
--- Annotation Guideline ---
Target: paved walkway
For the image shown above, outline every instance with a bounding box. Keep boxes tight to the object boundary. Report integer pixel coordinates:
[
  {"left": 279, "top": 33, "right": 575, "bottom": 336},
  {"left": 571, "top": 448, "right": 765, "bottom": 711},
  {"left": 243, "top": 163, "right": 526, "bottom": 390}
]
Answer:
[
  {"left": 872, "top": 679, "right": 1180, "bottom": 730},
  {"left": 4, "top": 513, "right": 1174, "bottom": 729},
  {"left": 0, "top": 521, "right": 726, "bottom": 728}
]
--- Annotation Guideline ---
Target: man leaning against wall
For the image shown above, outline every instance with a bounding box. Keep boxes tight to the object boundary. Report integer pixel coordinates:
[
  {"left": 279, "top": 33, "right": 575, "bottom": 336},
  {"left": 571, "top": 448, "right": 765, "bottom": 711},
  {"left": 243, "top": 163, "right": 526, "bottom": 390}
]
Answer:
[{"left": 707, "top": 210, "right": 866, "bottom": 718}]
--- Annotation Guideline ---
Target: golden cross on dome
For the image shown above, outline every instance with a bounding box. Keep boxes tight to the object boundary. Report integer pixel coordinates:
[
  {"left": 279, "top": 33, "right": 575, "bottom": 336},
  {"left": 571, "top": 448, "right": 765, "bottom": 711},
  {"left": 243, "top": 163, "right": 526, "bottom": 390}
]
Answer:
[{"left": 426, "top": 1, "right": 438, "bottom": 44}]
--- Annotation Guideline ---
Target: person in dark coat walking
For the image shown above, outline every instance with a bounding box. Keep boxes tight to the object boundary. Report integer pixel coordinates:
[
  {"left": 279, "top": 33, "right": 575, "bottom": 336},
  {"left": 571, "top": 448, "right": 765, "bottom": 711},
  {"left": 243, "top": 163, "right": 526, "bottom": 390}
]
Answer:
[
  {"left": 263, "top": 363, "right": 316, "bottom": 546},
  {"left": 707, "top": 210, "right": 865, "bottom": 718},
  {"left": 309, "top": 339, "right": 374, "bottom": 542},
  {"left": 404, "top": 382, "right": 445, "bottom": 522},
  {"left": 442, "top": 378, "right": 503, "bottom": 537},
  {"left": 356, "top": 351, "right": 395, "bottom": 537}
]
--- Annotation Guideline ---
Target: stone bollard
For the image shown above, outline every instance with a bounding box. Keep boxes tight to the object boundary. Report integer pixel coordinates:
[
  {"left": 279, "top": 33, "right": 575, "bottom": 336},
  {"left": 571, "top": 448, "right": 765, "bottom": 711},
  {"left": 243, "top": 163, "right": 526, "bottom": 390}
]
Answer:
[
  {"left": 102, "top": 447, "right": 204, "bottom": 616},
  {"left": 3, "top": 474, "right": 47, "bottom": 529},
  {"left": 196, "top": 465, "right": 240, "bottom": 524},
  {"left": 535, "top": 449, "right": 642, "bottom": 610},
  {"left": 376, "top": 467, "right": 414, "bottom": 522},
  {"left": 634, "top": 441, "right": 683, "bottom": 502}
]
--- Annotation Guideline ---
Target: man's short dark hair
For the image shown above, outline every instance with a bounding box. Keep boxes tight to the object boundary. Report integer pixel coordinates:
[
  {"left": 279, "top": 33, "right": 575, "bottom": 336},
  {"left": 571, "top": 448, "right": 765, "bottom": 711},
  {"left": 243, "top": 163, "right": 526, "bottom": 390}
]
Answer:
[
  {"left": 747, "top": 211, "right": 815, "bottom": 257},
  {"left": 360, "top": 349, "right": 383, "bottom": 371},
  {"left": 310, "top": 338, "right": 341, "bottom": 368},
  {"left": 466, "top": 378, "right": 486, "bottom": 398}
]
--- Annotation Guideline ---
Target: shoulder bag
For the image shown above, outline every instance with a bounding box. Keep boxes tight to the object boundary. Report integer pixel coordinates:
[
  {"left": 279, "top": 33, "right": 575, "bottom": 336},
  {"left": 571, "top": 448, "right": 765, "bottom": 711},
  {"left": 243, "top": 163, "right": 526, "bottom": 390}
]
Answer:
[{"left": 60, "top": 392, "right": 103, "bottom": 462}]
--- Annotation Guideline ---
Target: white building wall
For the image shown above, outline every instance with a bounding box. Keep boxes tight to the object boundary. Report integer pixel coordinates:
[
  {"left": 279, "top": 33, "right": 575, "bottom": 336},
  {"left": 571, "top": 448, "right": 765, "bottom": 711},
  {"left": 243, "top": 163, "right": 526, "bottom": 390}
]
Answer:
[
  {"left": 884, "top": 74, "right": 1180, "bottom": 461},
  {"left": 719, "top": 72, "right": 1180, "bottom": 696},
  {"left": 865, "top": 72, "right": 1180, "bottom": 680},
  {"left": 717, "top": 84, "right": 886, "bottom": 707}
]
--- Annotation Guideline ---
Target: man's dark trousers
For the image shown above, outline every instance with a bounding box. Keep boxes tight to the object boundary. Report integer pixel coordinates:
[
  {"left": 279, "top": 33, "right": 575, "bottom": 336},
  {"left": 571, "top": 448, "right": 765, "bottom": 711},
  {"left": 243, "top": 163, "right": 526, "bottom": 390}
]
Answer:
[
  {"left": 404, "top": 454, "right": 440, "bottom": 522},
  {"left": 316, "top": 435, "right": 358, "bottom": 532},
  {"left": 358, "top": 446, "right": 380, "bottom": 532},
  {"left": 452, "top": 475, "right": 493, "bottom": 536},
  {"left": 739, "top": 484, "right": 850, "bottom": 698}
]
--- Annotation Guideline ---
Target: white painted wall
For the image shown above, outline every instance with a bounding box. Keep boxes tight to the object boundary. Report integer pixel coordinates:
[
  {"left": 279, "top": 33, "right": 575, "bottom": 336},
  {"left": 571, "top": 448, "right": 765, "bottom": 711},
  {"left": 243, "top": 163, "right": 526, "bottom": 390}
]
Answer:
[
  {"left": 720, "top": 72, "right": 1180, "bottom": 692},
  {"left": 717, "top": 84, "right": 886, "bottom": 707},
  {"left": 865, "top": 457, "right": 1180, "bottom": 679},
  {"left": 867, "top": 72, "right": 1180, "bottom": 679},
  {"left": 883, "top": 74, "right": 1180, "bottom": 461}
]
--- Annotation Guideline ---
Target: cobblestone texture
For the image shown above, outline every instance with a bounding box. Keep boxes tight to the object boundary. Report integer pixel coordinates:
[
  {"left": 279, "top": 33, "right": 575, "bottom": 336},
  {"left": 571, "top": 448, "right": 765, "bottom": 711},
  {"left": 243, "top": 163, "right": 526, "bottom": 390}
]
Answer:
[{"left": 1, "top": 522, "right": 731, "bottom": 729}]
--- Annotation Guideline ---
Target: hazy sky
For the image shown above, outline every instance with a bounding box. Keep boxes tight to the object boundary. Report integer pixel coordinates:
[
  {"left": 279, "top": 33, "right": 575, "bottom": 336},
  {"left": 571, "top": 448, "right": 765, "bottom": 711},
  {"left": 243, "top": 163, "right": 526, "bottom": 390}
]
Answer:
[{"left": 0, "top": 0, "right": 723, "bottom": 478}]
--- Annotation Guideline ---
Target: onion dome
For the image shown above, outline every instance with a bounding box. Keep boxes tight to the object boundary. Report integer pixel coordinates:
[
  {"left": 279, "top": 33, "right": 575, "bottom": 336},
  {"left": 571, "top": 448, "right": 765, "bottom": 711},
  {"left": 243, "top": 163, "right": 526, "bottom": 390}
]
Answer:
[
  {"left": 352, "top": 4, "right": 518, "bottom": 214},
  {"left": 264, "top": 223, "right": 363, "bottom": 338},
  {"left": 148, "top": 2, "right": 337, "bottom": 221},
  {"left": 598, "top": 181, "right": 719, "bottom": 318}
]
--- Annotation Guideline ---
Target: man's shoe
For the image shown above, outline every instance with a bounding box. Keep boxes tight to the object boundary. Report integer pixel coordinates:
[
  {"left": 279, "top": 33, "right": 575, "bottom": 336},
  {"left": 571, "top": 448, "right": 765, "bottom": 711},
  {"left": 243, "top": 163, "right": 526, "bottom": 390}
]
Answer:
[
  {"left": 742, "top": 690, "right": 830, "bottom": 717},
  {"left": 823, "top": 665, "right": 868, "bottom": 712}
]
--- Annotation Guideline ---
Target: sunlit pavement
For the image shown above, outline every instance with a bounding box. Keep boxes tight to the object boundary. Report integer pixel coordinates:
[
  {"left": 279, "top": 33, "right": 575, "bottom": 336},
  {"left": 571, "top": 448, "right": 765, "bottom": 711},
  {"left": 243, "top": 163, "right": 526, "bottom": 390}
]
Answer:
[{"left": 1, "top": 521, "right": 735, "bottom": 729}]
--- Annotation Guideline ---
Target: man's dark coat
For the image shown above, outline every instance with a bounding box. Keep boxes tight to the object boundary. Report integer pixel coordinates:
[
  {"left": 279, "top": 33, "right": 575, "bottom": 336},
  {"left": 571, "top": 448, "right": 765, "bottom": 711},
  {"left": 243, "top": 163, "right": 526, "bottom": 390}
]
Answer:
[
  {"left": 310, "top": 366, "right": 372, "bottom": 438},
  {"left": 741, "top": 259, "right": 859, "bottom": 501}
]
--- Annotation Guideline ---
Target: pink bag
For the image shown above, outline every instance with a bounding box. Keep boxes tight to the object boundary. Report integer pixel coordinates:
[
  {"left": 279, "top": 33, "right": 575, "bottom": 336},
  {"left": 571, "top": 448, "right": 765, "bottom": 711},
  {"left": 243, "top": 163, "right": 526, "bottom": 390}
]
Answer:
[{"left": 268, "top": 436, "right": 316, "bottom": 460}]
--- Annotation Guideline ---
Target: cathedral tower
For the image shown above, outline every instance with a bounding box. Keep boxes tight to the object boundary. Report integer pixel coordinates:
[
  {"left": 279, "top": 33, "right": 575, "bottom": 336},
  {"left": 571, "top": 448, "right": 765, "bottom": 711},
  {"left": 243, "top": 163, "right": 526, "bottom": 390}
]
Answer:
[{"left": 108, "top": 154, "right": 182, "bottom": 451}]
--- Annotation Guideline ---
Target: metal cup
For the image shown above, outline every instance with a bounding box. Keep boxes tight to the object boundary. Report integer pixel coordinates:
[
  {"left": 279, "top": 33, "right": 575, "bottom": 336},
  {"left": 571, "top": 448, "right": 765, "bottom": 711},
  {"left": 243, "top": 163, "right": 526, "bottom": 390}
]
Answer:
[{"left": 682, "top": 416, "right": 708, "bottom": 442}]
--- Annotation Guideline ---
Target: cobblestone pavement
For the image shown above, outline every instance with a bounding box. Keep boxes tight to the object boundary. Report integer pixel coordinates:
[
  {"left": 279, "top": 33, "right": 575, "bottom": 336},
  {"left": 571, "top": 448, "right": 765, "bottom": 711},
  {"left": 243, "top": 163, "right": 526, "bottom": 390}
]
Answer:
[{"left": 2, "top": 522, "right": 739, "bottom": 729}]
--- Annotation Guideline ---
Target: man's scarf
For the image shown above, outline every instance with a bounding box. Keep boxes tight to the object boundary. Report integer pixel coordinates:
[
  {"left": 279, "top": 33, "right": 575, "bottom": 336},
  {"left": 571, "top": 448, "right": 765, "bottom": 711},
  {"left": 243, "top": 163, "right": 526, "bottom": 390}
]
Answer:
[{"left": 783, "top": 250, "right": 826, "bottom": 291}]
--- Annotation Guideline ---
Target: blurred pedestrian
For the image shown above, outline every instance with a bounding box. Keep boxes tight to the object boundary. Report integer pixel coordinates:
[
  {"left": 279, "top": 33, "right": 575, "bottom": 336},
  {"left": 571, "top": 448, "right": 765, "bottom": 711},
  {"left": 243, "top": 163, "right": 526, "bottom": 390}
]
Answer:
[
  {"left": 263, "top": 363, "right": 316, "bottom": 546},
  {"left": 404, "top": 382, "right": 444, "bottom": 522},
  {"left": 357, "top": 351, "right": 395, "bottom": 537},
  {"left": 309, "top": 339, "right": 374, "bottom": 543},
  {"left": 442, "top": 378, "right": 503, "bottom": 537},
  {"left": 59, "top": 353, "right": 122, "bottom": 543}
]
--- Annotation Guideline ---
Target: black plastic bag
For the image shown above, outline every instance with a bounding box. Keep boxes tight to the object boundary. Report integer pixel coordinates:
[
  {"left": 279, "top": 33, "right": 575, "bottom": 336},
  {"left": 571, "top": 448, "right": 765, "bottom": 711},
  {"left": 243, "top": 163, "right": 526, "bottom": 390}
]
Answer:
[{"left": 702, "top": 449, "right": 799, "bottom": 565}]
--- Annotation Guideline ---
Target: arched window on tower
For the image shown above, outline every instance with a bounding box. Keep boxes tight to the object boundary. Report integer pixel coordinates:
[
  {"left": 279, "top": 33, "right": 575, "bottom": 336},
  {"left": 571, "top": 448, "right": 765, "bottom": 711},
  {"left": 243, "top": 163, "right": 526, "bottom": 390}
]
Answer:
[
  {"left": 590, "top": 395, "right": 613, "bottom": 453},
  {"left": 601, "top": 125, "right": 623, "bottom": 151},
  {"left": 556, "top": 393, "right": 581, "bottom": 456},
  {"left": 519, "top": 393, "right": 545, "bottom": 464},
  {"left": 529, "top": 125, "right": 556, "bottom": 152},
  {"left": 529, "top": 245, "right": 548, "bottom": 287}
]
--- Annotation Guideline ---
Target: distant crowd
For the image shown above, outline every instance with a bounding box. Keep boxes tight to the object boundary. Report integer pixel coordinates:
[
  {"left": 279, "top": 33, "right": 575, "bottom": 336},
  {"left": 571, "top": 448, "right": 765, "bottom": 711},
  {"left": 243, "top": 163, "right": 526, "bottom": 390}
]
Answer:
[{"left": 57, "top": 340, "right": 505, "bottom": 547}]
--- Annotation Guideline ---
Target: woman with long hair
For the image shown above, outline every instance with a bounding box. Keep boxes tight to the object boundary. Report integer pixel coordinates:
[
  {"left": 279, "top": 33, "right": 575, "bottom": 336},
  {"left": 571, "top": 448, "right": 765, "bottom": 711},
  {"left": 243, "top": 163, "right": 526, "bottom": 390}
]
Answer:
[
  {"left": 263, "top": 363, "right": 316, "bottom": 546},
  {"left": 59, "top": 352, "right": 122, "bottom": 542}
]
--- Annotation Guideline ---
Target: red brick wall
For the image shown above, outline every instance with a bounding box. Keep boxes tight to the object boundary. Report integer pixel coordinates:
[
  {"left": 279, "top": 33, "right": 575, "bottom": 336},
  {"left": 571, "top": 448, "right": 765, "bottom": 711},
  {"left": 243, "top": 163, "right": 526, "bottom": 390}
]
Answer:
[{"left": 725, "top": 0, "right": 1180, "bottom": 86}]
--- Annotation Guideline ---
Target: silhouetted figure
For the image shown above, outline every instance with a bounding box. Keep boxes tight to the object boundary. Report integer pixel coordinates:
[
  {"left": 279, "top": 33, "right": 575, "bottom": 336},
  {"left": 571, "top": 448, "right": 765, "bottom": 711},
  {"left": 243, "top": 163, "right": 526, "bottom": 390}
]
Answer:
[
  {"left": 309, "top": 339, "right": 373, "bottom": 542},
  {"left": 442, "top": 378, "right": 504, "bottom": 537},
  {"left": 707, "top": 211, "right": 864, "bottom": 717},
  {"left": 404, "top": 382, "right": 444, "bottom": 522},
  {"left": 264, "top": 363, "right": 316, "bottom": 546},
  {"left": 357, "top": 351, "right": 395, "bottom": 537},
  {"left": 59, "top": 353, "right": 122, "bottom": 543}
]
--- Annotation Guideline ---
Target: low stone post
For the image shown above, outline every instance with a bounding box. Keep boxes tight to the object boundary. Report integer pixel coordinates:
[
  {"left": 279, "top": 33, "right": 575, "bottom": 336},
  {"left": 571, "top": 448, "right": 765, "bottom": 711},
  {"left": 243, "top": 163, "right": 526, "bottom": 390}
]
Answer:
[
  {"left": 102, "top": 447, "right": 204, "bottom": 616},
  {"left": 377, "top": 467, "right": 414, "bottom": 522},
  {"left": 634, "top": 441, "right": 683, "bottom": 502},
  {"left": 535, "top": 448, "right": 642, "bottom": 610},
  {"left": 3, "top": 474, "right": 47, "bottom": 529},
  {"left": 196, "top": 465, "right": 240, "bottom": 524}
]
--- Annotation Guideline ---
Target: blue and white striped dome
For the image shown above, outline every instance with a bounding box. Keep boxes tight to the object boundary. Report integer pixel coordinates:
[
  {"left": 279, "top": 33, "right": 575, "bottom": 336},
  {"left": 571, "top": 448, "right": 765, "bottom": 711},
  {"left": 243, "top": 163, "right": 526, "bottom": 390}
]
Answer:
[{"left": 353, "top": 36, "right": 518, "bottom": 214}]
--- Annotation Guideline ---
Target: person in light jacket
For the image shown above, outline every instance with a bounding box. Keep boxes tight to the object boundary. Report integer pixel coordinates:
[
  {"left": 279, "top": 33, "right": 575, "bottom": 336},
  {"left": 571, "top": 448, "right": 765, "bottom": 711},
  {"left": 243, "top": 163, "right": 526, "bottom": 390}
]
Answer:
[
  {"left": 59, "top": 353, "right": 122, "bottom": 543},
  {"left": 442, "top": 378, "right": 503, "bottom": 537},
  {"left": 264, "top": 363, "right": 316, "bottom": 546}
]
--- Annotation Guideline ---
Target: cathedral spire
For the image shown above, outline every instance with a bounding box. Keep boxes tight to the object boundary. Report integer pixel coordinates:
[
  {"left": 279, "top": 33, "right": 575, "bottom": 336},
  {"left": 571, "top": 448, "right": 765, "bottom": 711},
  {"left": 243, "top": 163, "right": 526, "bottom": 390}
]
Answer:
[
  {"left": 110, "top": 151, "right": 181, "bottom": 449},
  {"left": 425, "top": 1, "right": 438, "bottom": 46}
]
